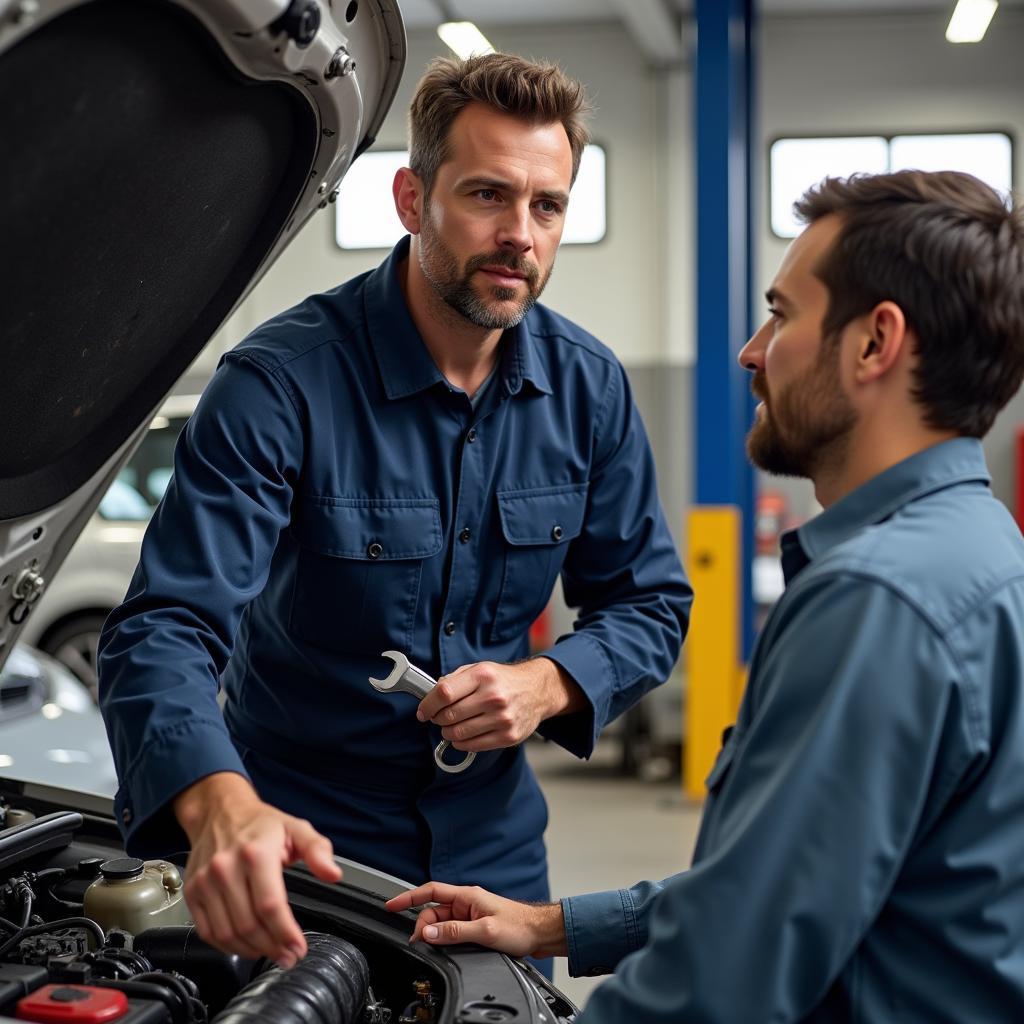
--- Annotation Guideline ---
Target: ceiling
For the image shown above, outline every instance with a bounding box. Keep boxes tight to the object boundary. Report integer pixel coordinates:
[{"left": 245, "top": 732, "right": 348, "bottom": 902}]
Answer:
[{"left": 397, "top": 0, "right": 1022, "bottom": 64}]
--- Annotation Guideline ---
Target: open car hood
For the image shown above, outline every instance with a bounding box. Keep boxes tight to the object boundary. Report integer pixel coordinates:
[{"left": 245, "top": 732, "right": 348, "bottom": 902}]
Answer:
[{"left": 0, "top": 0, "right": 405, "bottom": 671}]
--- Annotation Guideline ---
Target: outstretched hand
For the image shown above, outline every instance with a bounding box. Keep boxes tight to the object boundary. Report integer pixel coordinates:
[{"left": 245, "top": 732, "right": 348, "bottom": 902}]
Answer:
[
  {"left": 385, "top": 882, "right": 568, "bottom": 959},
  {"left": 175, "top": 772, "right": 342, "bottom": 969}
]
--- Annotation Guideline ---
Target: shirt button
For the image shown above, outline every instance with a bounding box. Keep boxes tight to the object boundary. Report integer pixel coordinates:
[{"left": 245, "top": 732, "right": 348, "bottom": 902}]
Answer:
[
  {"left": 551, "top": 524, "right": 564, "bottom": 541},
  {"left": 367, "top": 541, "right": 383, "bottom": 559},
  {"left": 459, "top": 527, "right": 471, "bottom": 543},
  {"left": 444, "top": 621, "right": 456, "bottom": 636},
  {"left": 467, "top": 428, "right": 478, "bottom": 443},
  {"left": 121, "top": 807, "right": 133, "bottom": 826}
]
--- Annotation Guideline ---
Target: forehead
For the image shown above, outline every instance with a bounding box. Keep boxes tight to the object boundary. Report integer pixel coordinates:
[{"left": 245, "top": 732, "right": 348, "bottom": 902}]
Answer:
[
  {"left": 441, "top": 102, "right": 573, "bottom": 188},
  {"left": 771, "top": 214, "right": 843, "bottom": 300}
]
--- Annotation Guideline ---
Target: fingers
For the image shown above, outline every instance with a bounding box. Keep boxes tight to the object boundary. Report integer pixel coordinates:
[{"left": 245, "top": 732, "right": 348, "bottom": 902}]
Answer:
[
  {"left": 417, "top": 916, "right": 504, "bottom": 949},
  {"left": 416, "top": 671, "right": 478, "bottom": 722},
  {"left": 184, "top": 809, "right": 341, "bottom": 970},
  {"left": 386, "top": 881, "right": 471, "bottom": 912},
  {"left": 244, "top": 841, "right": 308, "bottom": 964},
  {"left": 286, "top": 818, "right": 343, "bottom": 883},
  {"left": 187, "top": 847, "right": 288, "bottom": 964},
  {"left": 443, "top": 729, "right": 520, "bottom": 752}
]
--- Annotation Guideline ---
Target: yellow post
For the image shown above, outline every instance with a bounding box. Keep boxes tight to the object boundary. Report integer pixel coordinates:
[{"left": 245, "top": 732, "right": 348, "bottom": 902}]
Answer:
[{"left": 684, "top": 506, "right": 744, "bottom": 799}]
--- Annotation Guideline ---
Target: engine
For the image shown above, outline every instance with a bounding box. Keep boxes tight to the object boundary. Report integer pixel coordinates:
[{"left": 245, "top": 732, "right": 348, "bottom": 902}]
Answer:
[{"left": 0, "top": 808, "right": 444, "bottom": 1024}]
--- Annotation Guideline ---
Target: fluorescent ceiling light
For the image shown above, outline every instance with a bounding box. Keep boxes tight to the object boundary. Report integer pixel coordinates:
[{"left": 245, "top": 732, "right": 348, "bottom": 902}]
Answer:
[
  {"left": 437, "top": 21, "right": 495, "bottom": 59},
  {"left": 946, "top": 0, "right": 998, "bottom": 43}
]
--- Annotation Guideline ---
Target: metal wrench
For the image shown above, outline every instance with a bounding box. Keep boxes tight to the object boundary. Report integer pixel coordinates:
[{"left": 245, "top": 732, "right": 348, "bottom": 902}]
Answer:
[{"left": 369, "top": 651, "right": 476, "bottom": 774}]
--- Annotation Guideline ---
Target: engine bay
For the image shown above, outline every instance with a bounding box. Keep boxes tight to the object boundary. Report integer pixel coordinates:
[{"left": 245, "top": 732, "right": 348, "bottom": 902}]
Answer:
[{"left": 0, "top": 795, "right": 559, "bottom": 1024}]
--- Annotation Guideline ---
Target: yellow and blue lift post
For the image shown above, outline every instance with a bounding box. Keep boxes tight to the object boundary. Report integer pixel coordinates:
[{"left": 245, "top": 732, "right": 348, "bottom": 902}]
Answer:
[{"left": 685, "top": 0, "right": 758, "bottom": 798}]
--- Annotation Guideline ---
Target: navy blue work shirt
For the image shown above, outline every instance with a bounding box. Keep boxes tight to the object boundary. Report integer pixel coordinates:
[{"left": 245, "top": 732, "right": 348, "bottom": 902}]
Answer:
[
  {"left": 97, "top": 236, "right": 691, "bottom": 900},
  {"left": 565, "top": 438, "right": 1024, "bottom": 1022}
]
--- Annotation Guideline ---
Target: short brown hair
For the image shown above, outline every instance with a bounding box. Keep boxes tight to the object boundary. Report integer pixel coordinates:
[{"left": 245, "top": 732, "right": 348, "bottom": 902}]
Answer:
[
  {"left": 795, "top": 170, "right": 1024, "bottom": 437},
  {"left": 408, "top": 53, "right": 591, "bottom": 195}
]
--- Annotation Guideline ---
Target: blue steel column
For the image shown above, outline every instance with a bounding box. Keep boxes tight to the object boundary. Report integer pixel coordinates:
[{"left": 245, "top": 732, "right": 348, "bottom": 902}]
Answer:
[{"left": 695, "top": 0, "right": 757, "bottom": 659}]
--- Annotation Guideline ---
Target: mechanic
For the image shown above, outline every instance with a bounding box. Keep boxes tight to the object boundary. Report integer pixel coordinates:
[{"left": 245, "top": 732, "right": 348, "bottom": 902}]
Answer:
[
  {"left": 97, "top": 53, "right": 691, "bottom": 974},
  {"left": 388, "top": 170, "right": 1024, "bottom": 1022}
]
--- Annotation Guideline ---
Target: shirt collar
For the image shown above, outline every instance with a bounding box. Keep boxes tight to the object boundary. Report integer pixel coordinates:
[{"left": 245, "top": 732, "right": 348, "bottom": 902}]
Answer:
[
  {"left": 780, "top": 437, "right": 991, "bottom": 584},
  {"left": 364, "top": 236, "right": 553, "bottom": 401}
]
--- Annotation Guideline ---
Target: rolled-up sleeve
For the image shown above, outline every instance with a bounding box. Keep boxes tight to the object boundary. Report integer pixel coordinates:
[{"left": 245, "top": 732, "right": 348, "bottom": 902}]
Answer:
[
  {"left": 540, "top": 365, "right": 692, "bottom": 757},
  {"left": 97, "top": 352, "right": 303, "bottom": 855},
  {"left": 575, "top": 574, "right": 973, "bottom": 1023}
]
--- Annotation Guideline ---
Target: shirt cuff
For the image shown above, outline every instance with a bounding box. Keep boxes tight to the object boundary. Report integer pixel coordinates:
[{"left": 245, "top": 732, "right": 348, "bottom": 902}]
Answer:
[
  {"left": 116, "top": 716, "right": 250, "bottom": 858},
  {"left": 538, "top": 633, "right": 615, "bottom": 758},
  {"left": 562, "top": 888, "right": 638, "bottom": 978}
]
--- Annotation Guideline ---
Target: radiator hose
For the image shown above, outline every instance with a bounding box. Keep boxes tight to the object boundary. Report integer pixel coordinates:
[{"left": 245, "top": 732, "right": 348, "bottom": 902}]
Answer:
[{"left": 211, "top": 933, "right": 369, "bottom": 1024}]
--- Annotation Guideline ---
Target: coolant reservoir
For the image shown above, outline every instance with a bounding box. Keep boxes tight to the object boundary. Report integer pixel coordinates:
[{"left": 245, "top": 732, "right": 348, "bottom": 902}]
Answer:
[{"left": 84, "top": 857, "right": 191, "bottom": 935}]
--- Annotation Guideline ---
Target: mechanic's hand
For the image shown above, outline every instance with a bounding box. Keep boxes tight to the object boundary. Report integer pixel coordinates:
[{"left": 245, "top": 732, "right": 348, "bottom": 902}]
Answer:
[
  {"left": 415, "top": 658, "right": 585, "bottom": 752},
  {"left": 174, "top": 772, "right": 342, "bottom": 969},
  {"left": 385, "top": 882, "right": 568, "bottom": 958}
]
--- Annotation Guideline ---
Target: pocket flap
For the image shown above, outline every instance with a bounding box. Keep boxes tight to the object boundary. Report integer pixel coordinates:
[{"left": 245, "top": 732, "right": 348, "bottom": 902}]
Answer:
[
  {"left": 294, "top": 497, "right": 443, "bottom": 560},
  {"left": 496, "top": 483, "right": 589, "bottom": 546}
]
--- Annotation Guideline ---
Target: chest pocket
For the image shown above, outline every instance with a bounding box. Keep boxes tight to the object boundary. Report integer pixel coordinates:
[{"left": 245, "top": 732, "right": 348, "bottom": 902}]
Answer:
[
  {"left": 289, "top": 497, "right": 442, "bottom": 656},
  {"left": 490, "top": 482, "right": 588, "bottom": 644}
]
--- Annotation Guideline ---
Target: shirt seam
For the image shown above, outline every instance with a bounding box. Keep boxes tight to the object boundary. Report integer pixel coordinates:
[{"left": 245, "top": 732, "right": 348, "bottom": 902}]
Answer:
[
  {"left": 122, "top": 716, "right": 227, "bottom": 782},
  {"left": 235, "top": 351, "right": 305, "bottom": 424},
  {"left": 620, "top": 887, "right": 639, "bottom": 951},
  {"left": 591, "top": 366, "right": 621, "bottom": 468}
]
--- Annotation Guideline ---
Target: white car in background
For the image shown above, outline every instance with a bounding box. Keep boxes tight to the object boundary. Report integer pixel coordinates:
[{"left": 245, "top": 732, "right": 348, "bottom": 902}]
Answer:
[{"left": 18, "top": 394, "right": 199, "bottom": 698}]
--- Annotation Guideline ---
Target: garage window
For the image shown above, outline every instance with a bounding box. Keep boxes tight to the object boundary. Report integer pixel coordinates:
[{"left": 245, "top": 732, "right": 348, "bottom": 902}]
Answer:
[
  {"left": 770, "top": 131, "right": 1013, "bottom": 238},
  {"left": 334, "top": 144, "right": 607, "bottom": 249}
]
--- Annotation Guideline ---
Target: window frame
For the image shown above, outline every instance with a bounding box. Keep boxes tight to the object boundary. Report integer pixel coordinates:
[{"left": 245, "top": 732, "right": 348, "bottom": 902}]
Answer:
[{"left": 767, "top": 128, "right": 1016, "bottom": 240}]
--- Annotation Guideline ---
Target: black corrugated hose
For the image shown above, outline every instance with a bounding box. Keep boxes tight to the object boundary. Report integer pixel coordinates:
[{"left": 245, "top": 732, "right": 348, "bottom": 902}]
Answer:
[{"left": 210, "top": 933, "right": 369, "bottom": 1024}]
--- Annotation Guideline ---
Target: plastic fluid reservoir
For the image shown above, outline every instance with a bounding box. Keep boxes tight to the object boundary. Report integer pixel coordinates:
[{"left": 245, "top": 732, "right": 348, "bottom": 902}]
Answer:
[{"left": 83, "top": 857, "right": 191, "bottom": 935}]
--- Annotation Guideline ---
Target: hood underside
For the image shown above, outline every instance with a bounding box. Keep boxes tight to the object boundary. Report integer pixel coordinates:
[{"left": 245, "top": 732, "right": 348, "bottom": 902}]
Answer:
[{"left": 0, "top": 0, "right": 405, "bottom": 663}]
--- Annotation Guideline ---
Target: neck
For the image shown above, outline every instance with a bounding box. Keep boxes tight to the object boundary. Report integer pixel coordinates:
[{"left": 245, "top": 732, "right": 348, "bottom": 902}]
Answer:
[
  {"left": 399, "top": 245, "right": 503, "bottom": 396},
  {"left": 812, "top": 419, "right": 958, "bottom": 507}
]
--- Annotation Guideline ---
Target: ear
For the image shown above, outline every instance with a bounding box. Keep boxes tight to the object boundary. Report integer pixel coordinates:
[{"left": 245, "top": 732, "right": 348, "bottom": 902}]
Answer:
[
  {"left": 393, "top": 167, "right": 425, "bottom": 234},
  {"left": 854, "top": 301, "right": 908, "bottom": 384}
]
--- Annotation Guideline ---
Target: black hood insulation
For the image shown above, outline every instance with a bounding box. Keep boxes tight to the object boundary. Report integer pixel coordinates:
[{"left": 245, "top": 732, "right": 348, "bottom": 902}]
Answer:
[{"left": 0, "top": 0, "right": 316, "bottom": 518}]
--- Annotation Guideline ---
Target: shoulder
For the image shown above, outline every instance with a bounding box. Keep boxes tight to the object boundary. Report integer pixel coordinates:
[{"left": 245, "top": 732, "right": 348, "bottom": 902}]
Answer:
[
  {"left": 230, "top": 272, "right": 373, "bottom": 375},
  {"left": 525, "top": 303, "right": 622, "bottom": 370},
  {"left": 803, "top": 483, "right": 1024, "bottom": 636}
]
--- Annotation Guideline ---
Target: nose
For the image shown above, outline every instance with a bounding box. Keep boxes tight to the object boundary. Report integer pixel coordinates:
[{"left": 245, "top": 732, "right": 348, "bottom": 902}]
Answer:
[
  {"left": 495, "top": 201, "right": 532, "bottom": 255},
  {"left": 737, "top": 320, "right": 770, "bottom": 373}
]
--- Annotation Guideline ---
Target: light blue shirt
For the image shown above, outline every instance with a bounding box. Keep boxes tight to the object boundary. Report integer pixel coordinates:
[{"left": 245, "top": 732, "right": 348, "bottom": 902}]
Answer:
[{"left": 565, "top": 438, "right": 1024, "bottom": 1023}]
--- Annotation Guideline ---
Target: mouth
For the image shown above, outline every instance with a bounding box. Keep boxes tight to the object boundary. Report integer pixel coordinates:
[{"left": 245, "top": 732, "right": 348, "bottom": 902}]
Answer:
[{"left": 478, "top": 266, "right": 528, "bottom": 288}]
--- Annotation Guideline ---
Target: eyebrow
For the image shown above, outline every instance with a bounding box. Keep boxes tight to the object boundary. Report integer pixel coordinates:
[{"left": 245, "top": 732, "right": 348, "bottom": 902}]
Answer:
[
  {"left": 457, "top": 176, "right": 570, "bottom": 207},
  {"left": 765, "top": 287, "right": 792, "bottom": 308}
]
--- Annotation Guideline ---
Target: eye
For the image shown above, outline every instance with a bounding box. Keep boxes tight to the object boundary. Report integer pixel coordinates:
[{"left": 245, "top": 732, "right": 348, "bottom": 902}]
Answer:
[
  {"left": 476, "top": 188, "right": 499, "bottom": 202},
  {"left": 767, "top": 306, "right": 783, "bottom": 320},
  {"left": 536, "top": 199, "right": 563, "bottom": 216}
]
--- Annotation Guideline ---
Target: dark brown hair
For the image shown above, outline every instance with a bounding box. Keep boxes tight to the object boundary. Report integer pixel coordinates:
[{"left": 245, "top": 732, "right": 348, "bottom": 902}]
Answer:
[
  {"left": 795, "top": 170, "right": 1024, "bottom": 437},
  {"left": 408, "top": 53, "right": 591, "bottom": 195}
]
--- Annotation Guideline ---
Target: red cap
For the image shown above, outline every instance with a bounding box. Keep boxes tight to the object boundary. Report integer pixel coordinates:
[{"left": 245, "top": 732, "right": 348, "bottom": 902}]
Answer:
[{"left": 16, "top": 985, "right": 128, "bottom": 1023}]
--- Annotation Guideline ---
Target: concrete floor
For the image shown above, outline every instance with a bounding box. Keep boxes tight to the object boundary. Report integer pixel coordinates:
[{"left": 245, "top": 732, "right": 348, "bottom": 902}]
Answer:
[{"left": 526, "top": 737, "right": 703, "bottom": 1009}]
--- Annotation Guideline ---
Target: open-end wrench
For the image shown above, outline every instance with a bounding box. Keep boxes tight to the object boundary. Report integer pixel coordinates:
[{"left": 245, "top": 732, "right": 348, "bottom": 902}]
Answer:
[{"left": 369, "top": 651, "right": 476, "bottom": 774}]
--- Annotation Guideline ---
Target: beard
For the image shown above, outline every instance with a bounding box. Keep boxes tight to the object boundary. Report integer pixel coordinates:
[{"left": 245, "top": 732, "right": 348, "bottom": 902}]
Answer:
[
  {"left": 417, "top": 208, "right": 551, "bottom": 330},
  {"left": 746, "top": 344, "right": 857, "bottom": 479}
]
